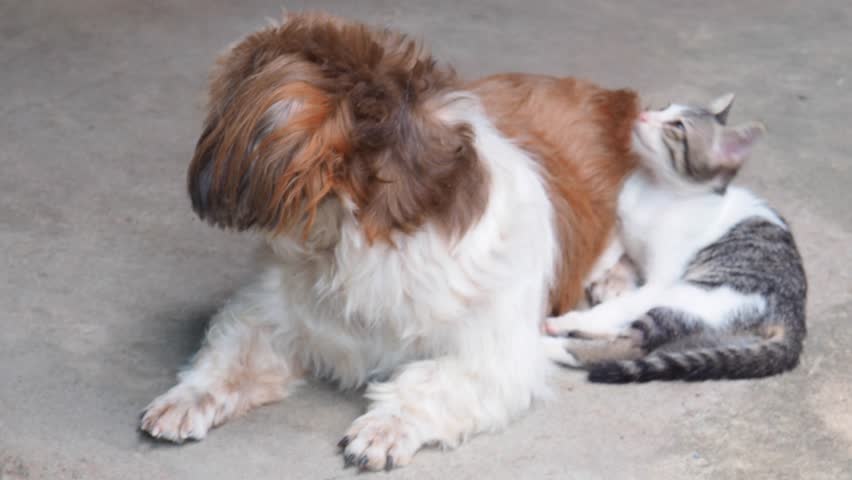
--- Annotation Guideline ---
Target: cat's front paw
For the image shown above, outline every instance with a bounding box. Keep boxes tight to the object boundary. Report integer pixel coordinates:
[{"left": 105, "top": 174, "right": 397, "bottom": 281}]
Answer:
[
  {"left": 339, "top": 410, "right": 421, "bottom": 471},
  {"left": 544, "top": 311, "right": 621, "bottom": 339},
  {"left": 585, "top": 257, "right": 641, "bottom": 306},
  {"left": 585, "top": 278, "right": 624, "bottom": 306}
]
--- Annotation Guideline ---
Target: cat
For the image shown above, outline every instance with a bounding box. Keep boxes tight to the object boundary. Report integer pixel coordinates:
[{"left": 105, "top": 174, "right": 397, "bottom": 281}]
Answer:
[{"left": 543, "top": 93, "right": 807, "bottom": 383}]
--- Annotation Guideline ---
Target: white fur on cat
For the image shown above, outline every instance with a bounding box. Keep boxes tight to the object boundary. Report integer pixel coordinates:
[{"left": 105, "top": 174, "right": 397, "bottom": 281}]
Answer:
[{"left": 547, "top": 101, "right": 782, "bottom": 343}]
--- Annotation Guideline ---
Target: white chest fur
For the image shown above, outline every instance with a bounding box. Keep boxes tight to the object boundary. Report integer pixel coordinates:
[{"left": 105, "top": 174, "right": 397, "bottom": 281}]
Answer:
[{"left": 266, "top": 97, "right": 560, "bottom": 387}]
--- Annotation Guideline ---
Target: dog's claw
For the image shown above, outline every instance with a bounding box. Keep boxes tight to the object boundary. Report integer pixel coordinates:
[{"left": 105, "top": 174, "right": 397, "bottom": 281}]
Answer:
[
  {"left": 337, "top": 436, "right": 350, "bottom": 449},
  {"left": 357, "top": 455, "right": 369, "bottom": 469},
  {"left": 344, "top": 453, "right": 356, "bottom": 467}
]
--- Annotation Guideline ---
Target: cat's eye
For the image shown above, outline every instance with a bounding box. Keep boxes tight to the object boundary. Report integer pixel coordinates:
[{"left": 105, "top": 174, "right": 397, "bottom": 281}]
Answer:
[
  {"left": 664, "top": 121, "right": 686, "bottom": 142},
  {"left": 663, "top": 120, "right": 687, "bottom": 146}
]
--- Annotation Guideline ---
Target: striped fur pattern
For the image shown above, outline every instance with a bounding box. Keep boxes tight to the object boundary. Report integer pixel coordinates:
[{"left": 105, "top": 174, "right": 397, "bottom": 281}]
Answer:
[
  {"left": 546, "top": 95, "right": 808, "bottom": 383},
  {"left": 588, "top": 218, "right": 807, "bottom": 383}
]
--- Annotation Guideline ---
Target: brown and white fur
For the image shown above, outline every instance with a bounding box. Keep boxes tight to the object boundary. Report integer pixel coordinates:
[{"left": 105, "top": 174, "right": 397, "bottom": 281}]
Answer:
[{"left": 140, "top": 13, "right": 638, "bottom": 471}]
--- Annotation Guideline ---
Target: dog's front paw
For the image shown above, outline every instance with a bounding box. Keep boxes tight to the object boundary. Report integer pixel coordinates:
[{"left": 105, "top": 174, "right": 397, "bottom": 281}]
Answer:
[
  {"left": 339, "top": 410, "right": 421, "bottom": 471},
  {"left": 140, "top": 384, "right": 218, "bottom": 443}
]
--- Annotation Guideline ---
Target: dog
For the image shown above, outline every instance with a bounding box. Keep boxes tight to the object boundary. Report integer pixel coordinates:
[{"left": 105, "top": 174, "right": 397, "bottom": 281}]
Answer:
[{"left": 140, "top": 12, "right": 639, "bottom": 471}]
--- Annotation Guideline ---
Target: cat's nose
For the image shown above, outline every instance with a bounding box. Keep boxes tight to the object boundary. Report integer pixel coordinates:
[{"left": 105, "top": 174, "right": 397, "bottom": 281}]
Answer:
[{"left": 639, "top": 112, "right": 648, "bottom": 122}]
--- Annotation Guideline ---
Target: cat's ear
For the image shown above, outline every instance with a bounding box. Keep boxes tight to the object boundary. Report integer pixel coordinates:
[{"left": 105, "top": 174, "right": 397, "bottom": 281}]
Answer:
[
  {"left": 713, "top": 121, "right": 765, "bottom": 169},
  {"left": 709, "top": 93, "right": 735, "bottom": 125}
]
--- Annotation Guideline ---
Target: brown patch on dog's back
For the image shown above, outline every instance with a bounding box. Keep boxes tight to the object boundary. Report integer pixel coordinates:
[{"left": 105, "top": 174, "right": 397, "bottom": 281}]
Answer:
[{"left": 470, "top": 74, "right": 639, "bottom": 314}]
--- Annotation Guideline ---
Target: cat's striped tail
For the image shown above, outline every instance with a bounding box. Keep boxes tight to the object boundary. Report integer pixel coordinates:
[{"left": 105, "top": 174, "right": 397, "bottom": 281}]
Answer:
[{"left": 586, "top": 324, "right": 803, "bottom": 383}]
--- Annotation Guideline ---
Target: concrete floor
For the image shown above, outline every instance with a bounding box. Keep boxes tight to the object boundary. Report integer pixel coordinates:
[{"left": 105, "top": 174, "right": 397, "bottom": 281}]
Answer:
[{"left": 2, "top": 0, "right": 850, "bottom": 478}]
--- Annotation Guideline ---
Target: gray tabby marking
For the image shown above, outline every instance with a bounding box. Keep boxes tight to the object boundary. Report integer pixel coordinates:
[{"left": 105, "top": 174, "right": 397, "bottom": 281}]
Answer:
[{"left": 590, "top": 217, "right": 806, "bottom": 382}]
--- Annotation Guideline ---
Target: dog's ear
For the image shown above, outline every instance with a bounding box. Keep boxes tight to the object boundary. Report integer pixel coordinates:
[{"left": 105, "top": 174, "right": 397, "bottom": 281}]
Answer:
[
  {"left": 354, "top": 99, "right": 487, "bottom": 243},
  {"left": 188, "top": 54, "right": 352, "bottom": 235}
]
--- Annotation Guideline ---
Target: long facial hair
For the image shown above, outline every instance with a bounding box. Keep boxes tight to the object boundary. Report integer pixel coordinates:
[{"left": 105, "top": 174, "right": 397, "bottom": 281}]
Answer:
[{"left": 188, "top": 13, "right": 488, "bottom": 242}]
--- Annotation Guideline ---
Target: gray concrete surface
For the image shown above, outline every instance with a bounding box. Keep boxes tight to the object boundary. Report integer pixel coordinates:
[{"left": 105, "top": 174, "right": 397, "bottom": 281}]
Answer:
[{"left": 1, "top": 1, "right": 850, "bottom": 478}]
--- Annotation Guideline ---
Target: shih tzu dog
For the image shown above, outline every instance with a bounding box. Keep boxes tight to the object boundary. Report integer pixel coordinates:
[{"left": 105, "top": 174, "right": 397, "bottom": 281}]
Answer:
[{"left": 141, "top": 12, "right": 639, "bottom": 471}]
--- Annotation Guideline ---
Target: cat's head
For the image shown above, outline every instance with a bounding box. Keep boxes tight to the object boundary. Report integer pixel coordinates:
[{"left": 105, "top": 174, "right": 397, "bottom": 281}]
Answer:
[{"left": 631, "top": 93, "right": 765, "bottom": 193}]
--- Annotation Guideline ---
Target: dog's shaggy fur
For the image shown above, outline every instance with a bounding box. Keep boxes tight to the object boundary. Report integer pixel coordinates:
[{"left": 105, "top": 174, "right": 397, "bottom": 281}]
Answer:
[{"left": 140, "top": 13, "right": 638, "bottom": 471}]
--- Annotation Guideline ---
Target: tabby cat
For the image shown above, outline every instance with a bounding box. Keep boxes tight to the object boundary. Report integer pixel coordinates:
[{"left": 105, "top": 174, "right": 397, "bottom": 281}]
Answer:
[{"left": 544, "top": 94, "right": 807, "bottom": 383}]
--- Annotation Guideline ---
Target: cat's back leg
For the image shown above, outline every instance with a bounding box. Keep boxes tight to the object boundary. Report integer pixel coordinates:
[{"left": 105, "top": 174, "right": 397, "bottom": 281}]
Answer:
[
  {"left": 546, "top": 306, "right": 707, "bottom": 371},
  {"left": 547, "top": 283, "right": 764, "bottom": 371},
  {"left": 542, "top": 333, "right": 645, "bottom": 368},
  {"left": 543, "top": 282, "right": 664, "bottom": 338}
]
